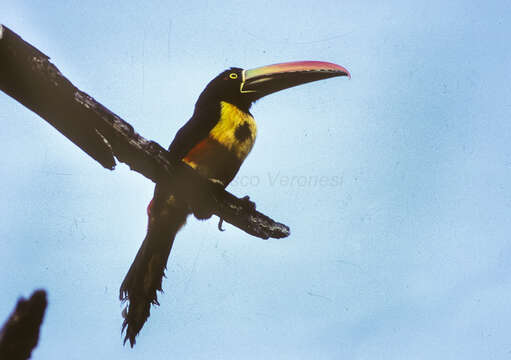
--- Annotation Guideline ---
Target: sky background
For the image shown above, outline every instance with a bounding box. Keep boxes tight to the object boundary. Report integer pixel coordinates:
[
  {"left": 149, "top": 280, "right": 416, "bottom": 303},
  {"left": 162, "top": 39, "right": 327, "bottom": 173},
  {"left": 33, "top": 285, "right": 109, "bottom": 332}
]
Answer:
[{"left": 1, "top": 1, "right": 511, "bottom": 359}]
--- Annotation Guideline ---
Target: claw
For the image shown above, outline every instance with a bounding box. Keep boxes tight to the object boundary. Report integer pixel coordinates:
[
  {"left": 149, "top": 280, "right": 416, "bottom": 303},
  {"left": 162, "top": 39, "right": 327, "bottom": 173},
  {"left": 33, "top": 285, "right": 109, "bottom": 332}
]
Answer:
[{"left": 218, "top": 218, "right": 225, "bottom": 231}]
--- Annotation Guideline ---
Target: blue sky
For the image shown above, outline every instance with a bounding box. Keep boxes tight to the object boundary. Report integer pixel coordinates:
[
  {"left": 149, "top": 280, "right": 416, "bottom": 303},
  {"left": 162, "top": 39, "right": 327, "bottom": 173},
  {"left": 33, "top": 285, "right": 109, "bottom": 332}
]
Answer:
[{"left": 1, "top": 1, "right": 511, "bottom": 359}]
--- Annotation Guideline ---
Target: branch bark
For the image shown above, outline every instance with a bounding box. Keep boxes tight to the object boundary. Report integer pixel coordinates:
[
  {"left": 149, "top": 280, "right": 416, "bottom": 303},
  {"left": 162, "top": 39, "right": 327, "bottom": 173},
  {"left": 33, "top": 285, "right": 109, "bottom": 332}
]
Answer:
[
  {"left": 0, "top": 290, "right": 47, "bottom": 360},
  {"left": 0, "top": 25, "right": 289, "bottom": 239}
]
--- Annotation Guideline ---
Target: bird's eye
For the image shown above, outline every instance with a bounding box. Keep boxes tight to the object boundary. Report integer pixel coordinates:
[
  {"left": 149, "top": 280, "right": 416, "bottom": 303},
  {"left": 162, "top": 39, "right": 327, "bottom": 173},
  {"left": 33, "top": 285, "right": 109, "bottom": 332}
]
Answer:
[{"left": 229, "top": 73, "right": 238, "bottom": 79}]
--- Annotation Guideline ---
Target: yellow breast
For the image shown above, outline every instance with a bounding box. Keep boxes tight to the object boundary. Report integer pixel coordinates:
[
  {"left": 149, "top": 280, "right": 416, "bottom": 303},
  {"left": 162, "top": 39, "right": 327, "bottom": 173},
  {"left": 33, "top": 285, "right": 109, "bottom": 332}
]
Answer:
[{"left": 209, "top": 101, "right": 257, "bottom": 161}]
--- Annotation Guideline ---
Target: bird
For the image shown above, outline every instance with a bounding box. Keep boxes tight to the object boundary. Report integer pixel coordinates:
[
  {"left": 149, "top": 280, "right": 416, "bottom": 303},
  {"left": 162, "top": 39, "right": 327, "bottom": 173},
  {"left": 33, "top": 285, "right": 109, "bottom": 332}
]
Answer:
[{"left": 119, "top": 61, "right": 350, "bottom": 346}]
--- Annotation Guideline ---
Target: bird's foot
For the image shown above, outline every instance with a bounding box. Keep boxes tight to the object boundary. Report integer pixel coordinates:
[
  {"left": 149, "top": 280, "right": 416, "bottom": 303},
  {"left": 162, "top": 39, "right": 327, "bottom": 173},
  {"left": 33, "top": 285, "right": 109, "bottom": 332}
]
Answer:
[
  {"left": 240, "top": 195, "right": 256, "bottom": 211},
  {"left": 216, "top": 195, "right": 255, "bottom": 231}
]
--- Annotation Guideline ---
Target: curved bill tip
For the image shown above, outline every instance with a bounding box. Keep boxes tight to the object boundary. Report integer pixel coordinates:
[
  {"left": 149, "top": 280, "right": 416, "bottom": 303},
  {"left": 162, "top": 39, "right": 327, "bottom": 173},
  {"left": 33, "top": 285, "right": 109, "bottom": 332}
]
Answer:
[{"left": 284, "top": 60, "right": 351, "bottom": 79}]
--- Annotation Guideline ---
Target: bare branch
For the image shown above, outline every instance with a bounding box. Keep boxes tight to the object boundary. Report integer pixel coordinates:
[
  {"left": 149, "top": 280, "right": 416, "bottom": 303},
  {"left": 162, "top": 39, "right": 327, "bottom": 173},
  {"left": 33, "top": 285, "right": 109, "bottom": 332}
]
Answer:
[
  {"left": 0, "top": 25, "right": 290, "bottom": 239},
  {"left": 0, "top": 290, "right": 47, "bottom": 360}
]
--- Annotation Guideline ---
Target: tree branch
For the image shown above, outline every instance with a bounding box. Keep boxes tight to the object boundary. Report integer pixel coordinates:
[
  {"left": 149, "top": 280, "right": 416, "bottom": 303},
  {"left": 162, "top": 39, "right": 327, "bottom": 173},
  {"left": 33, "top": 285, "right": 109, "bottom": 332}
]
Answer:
[
  {"left": 0, "top": 24, "right": 289, "bottom": 239},
  {"left": 0, "top": 290, "right": 47, "bottom": 360}
]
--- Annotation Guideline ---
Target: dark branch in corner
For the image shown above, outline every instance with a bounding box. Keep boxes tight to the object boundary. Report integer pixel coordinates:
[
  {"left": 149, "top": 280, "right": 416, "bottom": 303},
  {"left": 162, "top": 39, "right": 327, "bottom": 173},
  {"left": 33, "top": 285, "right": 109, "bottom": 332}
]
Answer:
[
  {"left": 0, "top": 289, "right": 47, "bottom": 360},
  {"left": 0, "top": 24, "right": 289, "bottom": 239}
]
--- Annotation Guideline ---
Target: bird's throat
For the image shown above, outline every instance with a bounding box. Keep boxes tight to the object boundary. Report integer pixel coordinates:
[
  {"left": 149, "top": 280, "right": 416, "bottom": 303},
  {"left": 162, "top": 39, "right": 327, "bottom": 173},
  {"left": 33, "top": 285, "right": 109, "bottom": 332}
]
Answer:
[{"left": 210, "top": 101, "right": 257, "bottom": 160}]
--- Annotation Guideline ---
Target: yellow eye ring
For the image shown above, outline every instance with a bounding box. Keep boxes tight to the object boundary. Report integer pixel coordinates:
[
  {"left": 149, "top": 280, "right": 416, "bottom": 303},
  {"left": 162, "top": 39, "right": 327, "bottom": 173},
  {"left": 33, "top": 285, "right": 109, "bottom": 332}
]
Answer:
[{"left": 229, "top": 73, "right": 238, "bottom": 79}]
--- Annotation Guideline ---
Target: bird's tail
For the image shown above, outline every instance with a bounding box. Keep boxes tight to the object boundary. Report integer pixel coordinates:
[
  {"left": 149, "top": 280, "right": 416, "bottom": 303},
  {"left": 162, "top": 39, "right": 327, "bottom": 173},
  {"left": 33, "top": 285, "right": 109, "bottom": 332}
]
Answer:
[{"left": 119, "top": 195, "right": 189, "bottom": 347}]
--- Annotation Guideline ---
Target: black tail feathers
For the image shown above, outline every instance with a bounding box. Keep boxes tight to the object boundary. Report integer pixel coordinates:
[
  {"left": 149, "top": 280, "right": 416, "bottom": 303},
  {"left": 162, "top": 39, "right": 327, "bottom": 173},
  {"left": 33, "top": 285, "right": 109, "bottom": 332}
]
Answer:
[{"left": 119, "top": 202, "right": 188, "bottom": 347}]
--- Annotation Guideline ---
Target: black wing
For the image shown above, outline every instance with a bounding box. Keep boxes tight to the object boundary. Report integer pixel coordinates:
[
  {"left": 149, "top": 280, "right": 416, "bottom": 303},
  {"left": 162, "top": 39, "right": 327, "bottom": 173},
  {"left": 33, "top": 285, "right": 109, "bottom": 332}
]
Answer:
[{"left": 167, "top": 102, "right": 221, "bottom": 160}]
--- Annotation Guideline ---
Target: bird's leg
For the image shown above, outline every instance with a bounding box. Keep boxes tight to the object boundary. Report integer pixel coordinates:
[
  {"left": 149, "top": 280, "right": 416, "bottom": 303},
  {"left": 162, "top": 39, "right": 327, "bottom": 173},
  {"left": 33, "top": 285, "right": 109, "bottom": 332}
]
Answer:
[
  {"left": 210, "top": 178, "right": 228, "bottom": 229},
  {"left": 191, "top": 178, "right": 225, "bottom": 220}
]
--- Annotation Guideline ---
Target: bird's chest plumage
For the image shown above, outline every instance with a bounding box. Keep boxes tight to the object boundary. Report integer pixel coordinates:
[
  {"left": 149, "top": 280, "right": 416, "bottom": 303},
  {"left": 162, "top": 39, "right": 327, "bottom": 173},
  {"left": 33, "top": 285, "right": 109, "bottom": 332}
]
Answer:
[
  {"left": 210, "top": 101, "right": 257, "bottom": 159},
  {"left": 183, "top": 101, "right": 257, "bottom": 185}
]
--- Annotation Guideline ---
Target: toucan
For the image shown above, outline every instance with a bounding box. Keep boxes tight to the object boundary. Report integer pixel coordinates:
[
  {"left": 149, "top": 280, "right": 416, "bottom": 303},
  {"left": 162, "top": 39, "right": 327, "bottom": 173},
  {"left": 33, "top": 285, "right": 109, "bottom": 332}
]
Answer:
[{"left": 119, "top": 61, "right": 350, "bottom": 346}]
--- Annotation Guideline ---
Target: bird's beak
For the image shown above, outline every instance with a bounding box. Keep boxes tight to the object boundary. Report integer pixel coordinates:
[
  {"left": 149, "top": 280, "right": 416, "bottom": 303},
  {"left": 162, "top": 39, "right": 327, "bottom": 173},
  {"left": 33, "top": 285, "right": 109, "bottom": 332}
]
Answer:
[{"left": 240, "top": 61, "right": 350, "bottom": 99}]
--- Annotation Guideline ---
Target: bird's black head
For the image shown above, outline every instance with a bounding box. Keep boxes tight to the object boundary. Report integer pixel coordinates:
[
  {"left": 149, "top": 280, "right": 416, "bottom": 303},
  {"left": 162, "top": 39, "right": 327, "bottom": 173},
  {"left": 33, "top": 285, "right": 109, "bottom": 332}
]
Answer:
[
  {"left": 196, "top": 61, "right": 351, "bottom": 113},
  {"left": 196, "top": 67, "right": 252, "bottom": 112}
]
